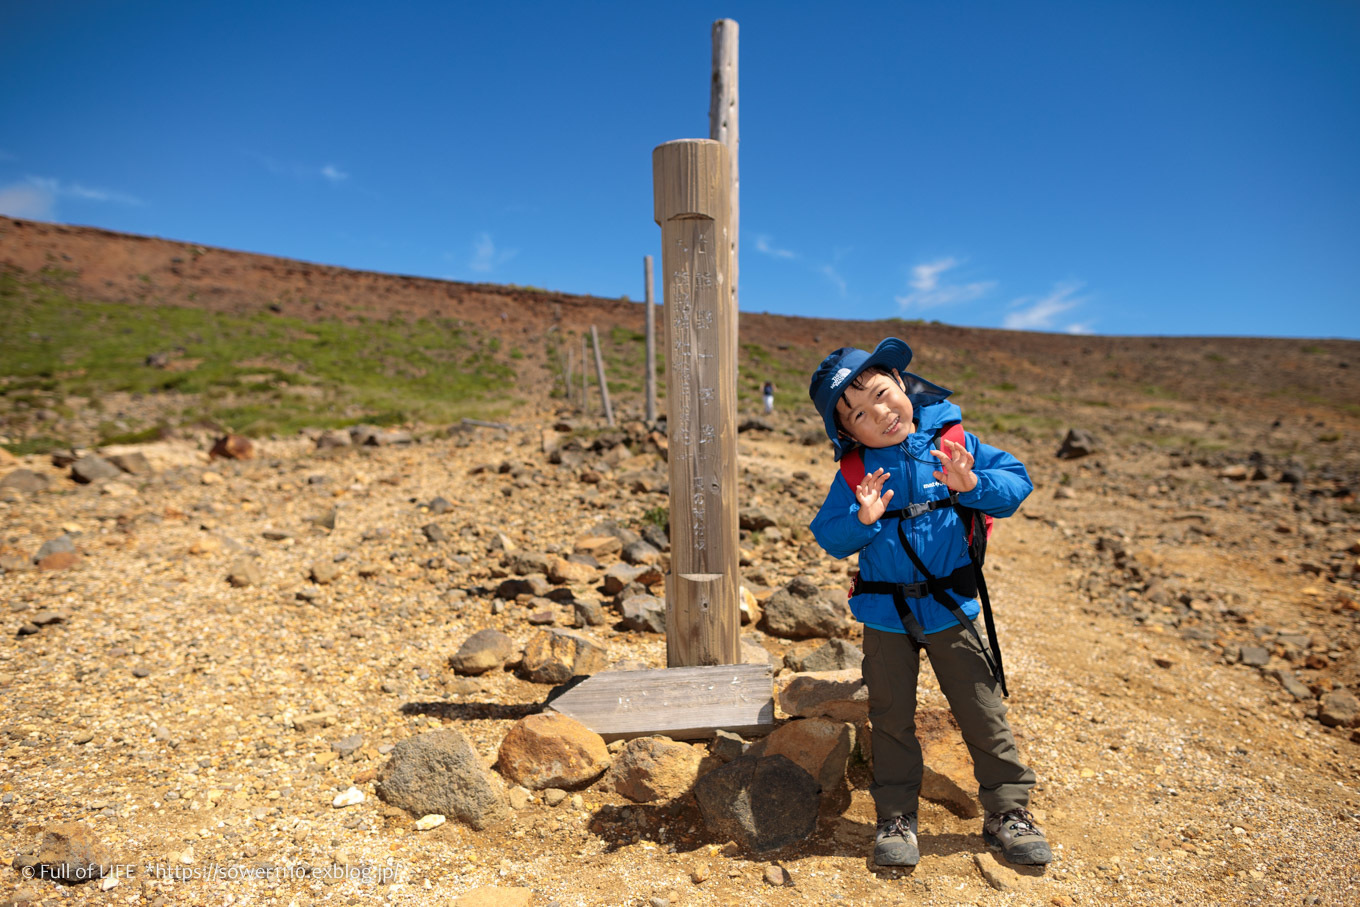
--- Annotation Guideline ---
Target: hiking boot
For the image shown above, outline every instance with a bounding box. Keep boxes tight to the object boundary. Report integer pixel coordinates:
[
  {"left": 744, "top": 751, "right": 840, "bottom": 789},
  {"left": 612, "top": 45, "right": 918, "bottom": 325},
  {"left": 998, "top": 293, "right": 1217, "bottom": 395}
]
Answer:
[
  {"left": 873, "top": 813, "right": 919, "bottom": 867},
  {"left": 983, "top": 807, "right": 1052, "bottom": 865}
]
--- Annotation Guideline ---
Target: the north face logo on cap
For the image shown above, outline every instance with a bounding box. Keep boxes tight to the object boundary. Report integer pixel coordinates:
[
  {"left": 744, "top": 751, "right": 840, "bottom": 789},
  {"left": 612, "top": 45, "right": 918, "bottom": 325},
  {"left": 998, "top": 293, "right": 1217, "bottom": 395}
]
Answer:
[{"left": 829, "top": 367, "right": 853, "bottom": 389}]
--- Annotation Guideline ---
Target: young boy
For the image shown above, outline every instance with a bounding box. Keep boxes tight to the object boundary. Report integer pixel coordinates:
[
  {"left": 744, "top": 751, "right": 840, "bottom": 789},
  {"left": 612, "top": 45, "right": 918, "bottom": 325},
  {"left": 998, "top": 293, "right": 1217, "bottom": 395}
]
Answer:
[{"left": 807, "top": 337, "right": 1051, "bottom": 868}]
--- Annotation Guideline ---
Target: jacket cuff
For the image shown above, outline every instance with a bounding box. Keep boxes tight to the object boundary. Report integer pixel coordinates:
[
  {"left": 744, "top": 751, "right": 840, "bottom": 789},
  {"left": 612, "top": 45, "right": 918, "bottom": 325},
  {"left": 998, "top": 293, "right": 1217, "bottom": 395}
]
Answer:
[{"left": 956, "top": 472, "right": 988, "bottom": 506}]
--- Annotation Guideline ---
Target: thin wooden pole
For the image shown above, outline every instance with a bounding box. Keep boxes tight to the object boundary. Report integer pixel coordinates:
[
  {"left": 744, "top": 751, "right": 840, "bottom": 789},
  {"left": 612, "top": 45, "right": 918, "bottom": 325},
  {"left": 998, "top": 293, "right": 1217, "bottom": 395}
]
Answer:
[
  {"left": 652, "top": 138, "right": 738, "bottom": 668},
  {"left": 580, "top": 335, "right": 589, "bottom": 412},
  {"left": 644, "top": 254, "right": 657, "bottom": 424},
  {"left": 710, "top": 19, "right": 739, "bottom": 353},
  {"left": 564, "top": 344, "right": 574, "bottom": 406},
  {"left": 590, "top": 325, "right": 615, "bottom": 427}
]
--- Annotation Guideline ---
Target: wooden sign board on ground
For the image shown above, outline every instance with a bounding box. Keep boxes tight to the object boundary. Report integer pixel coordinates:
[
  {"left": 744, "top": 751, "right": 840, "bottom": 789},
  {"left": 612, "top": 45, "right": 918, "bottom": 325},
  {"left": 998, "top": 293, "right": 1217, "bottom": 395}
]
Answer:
[{"left": 547, "top": 663, "right": 774, "bottom": 741}]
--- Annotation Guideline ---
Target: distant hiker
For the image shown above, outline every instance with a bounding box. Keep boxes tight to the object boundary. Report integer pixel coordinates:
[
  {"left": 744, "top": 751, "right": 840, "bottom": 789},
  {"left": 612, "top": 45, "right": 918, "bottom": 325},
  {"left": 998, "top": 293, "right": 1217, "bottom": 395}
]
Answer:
[
  {"left": 762, "top": 380, "right": 775, "bottom": 415},
  {"left": 807, "top": 337, "right": 1051, "bottom": 869}
]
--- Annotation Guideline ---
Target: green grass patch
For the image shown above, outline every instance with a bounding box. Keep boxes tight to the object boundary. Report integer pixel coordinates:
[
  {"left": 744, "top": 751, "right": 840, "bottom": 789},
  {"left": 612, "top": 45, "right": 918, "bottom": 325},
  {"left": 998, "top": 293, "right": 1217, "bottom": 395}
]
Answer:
[{"left": 0, "top": 273, "right": 516, "bottom": 438}]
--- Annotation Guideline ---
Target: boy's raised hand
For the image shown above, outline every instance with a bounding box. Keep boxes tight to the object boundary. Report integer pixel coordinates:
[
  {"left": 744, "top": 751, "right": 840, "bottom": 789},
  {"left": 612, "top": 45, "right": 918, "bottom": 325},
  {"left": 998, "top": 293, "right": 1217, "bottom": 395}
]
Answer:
[
  {"left": 931, "top": 438, "right": 978, "bottom": 493},
  {"left": 855, "top": 468, "right": 894, "bottom": 525}
]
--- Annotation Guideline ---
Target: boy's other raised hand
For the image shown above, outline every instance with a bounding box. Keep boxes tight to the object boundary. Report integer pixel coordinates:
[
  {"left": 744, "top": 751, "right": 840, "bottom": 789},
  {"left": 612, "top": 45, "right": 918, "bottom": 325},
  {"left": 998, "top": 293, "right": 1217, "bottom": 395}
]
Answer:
[
  {"left": 855, "top": 468, "right": 894, "bottom": 525},
  {"left": 931, "top": 438, "right": 978, "bottom": 493}
]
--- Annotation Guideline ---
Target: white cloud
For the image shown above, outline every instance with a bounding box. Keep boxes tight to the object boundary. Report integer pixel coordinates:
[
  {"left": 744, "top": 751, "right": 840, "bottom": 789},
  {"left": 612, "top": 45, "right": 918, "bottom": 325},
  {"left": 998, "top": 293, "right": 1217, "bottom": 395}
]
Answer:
[
  {"left": 0, "top": 182, "right": 54, "bottom": 219},
  {"left": 1003, "top": 281, "right": 1088, "bottom": 331},
  {"left": 25, "top": 176, "right": 142, "bottom": 206},
  {"left": 819, "top": 264, "right": 847, "bottom": 298},
  {"left": 0, "top": 176, "right": 141, "bottom": 219},
  {"left": 753, "top": 234, "right": 796, "bottom": 260},
  {"left": 469, "top": 232, "right": 518, "bottom": 273},
  {"left": 1065, "top": 322, "right": 1095, "bottom": 335},
  {"left": 321, "top": 164, "right": 349, "bottom": 182},
  {"left": 896, "top": 257, "right": 996, "bottom": 309}
]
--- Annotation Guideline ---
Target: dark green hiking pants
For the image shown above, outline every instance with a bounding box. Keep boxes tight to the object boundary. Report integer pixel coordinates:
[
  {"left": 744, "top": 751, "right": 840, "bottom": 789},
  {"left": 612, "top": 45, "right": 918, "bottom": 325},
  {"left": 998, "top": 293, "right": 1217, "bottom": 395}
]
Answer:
[{"left": 862, "top": 621, "right": 1036, "bottom": 818}]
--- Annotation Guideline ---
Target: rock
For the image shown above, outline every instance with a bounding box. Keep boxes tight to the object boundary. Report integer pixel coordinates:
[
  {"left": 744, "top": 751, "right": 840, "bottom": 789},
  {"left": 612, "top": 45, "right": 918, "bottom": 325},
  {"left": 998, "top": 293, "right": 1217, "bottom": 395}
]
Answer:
[
  {"left": 764, "top": 865, "right": 792, "bottom": 886},
  {"left": 332, "top": 787, "right": 364, "bottom": 808},
  {"left": 70, "top": 455, "right": 121, "bottom": 484},
  {"left": 449, "top": 629, "right": 516, "bottom": 676},
  {"left": 547, "top": 556, "right": 595, "bottom": 585},
  {"left": 607, "top": 736, "right": 704, "bottom": 803},
  {"left": 763, "top": 717, "right": 853, "bottom": 792},
  {"left": 0, "top": 468, "right": 51, "bottom": 493},
  {"left": 760, "top": 577, "right": 849, "bottom": 639},
  {"left": 34, "top": 534, "right": 76, "bottom": 563},
  {"left": 741, "top": 637, "right": 775, "bottom": 666},
  {"left": 1056, "top": 428, "right": 1098, "bottom": 459},
  {"left": 619, "top": 594, "right": 666, "bottom": 634},
  {"left": 693, "top": 754, "right": 819, "bottom": 852},
  {"left": 777, "top": 670, "right": 865, "bottom": 718},
  {"left": 209, "top": 434, "right": 254, "bottom": 460},
  {"left": 294, "top": 711, "right": 337, "bottom": 733},
  {"left": 739, "top": 507, "right": 778, "bottom": 531},
  {"left": 786, "top": 638, "right": 863, "bottom": 673},
  {"left": 30, "top": 822, "right": 112, "bottom": 882},
  {"left": 542, "top": 788, "right": 567, "bottom": 806},
  {"left": 1271, "top": 669, "right": 1312, "bottom": 701},
  {"left": 497, "top": 712, "right": 610, "bottom": 790},
  {"left": 106, "top": 451, "right": 152, "bottom": 475},
  {"left": 711, "top": 729, "right": 747, "bottom": 763},
  {"left": 519, "top": 629, "right": 609, "bottom": 684},
  {"left": 310, "top": 561, "right": 340, "bottom": 585},
  {"left": 621, "top": 540, "right": 662, "bottom": 566},
  {"left": 496, "top": 574, "right": 552, "bottom": 599},
  {"left": 603, "top": 563, "right": 645, "bottom": 594},
  {"left": 454, "top": 888, "right": 534, "bottom": 907},
  {"left": 1239, "top": 646, "right": 1270, "bottom": 667},
  {"left": 573, "top": 599, "right": 608, "bottom": 627},
  {"left": 575, "top": 534, "right": 623, "bottom": 557},
  {"left": 422, "top": 523, "right": 448, "bottom": 543},
  {"left": 36, "top": 549, "right": 79, "bottom": 572},
  {"left": 506, "top": 551, "right": 551, "bottom": 575},
  {"left": 376, "top": 729, "right": 510, "bottom": 830},
  {"left": 415, "top": 814, "right": 446, "bottom": 831},
  {"left": 315, "top": 429, "right": 352, "bottom": 449},
  {"left": 918, "top": 709, "right": 980, "bottom": 817},
  {"left": 1318, "top": 689, "right": 1360, "bottom": 728},
  {"left": 739, "top": 585, "right": 762, "bottom": 626},
  {"left": 427, "top": 496, "right": 454, "bottom": 514},
  {"left": 508, "top": 786, "right": 532, "bottom": 810},
  {"left": 974, "top": 851, "right": 1026, "bottom": 891},
  {"left": 331, "top": 734, "right": 364, "bottom": 757},
  {"left": 227, "top": 559, "right": 262, "bottom": 588}
]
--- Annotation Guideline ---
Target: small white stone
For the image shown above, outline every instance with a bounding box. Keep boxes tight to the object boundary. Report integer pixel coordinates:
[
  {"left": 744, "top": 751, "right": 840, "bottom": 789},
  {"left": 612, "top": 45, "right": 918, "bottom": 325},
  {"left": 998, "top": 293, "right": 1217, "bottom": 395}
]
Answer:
[
  {"left": 332, "top": 786, "right": 364, "bottom": 808},
  {"left": 178, "top": 846, "right": 195, "bottom": 864},
  {"left": 100, "top": 874, "right": 120, "bottom": 890},
  {"left": 415, "top": 814, "right": 446, "bottom": 831}
]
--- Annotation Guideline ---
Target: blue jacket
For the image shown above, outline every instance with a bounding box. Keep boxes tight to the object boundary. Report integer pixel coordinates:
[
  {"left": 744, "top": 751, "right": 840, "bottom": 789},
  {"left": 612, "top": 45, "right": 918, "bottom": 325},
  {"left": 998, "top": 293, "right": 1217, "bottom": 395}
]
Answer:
[{"left": 809, "top": 401, "right": 1032, "bottom": 635}]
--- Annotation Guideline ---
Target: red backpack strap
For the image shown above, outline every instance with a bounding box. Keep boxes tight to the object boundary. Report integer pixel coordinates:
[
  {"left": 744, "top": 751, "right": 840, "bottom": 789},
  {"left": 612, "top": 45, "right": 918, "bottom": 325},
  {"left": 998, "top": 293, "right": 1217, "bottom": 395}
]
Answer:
[
  {"left": 937, "top": 419, "right": 994, "bottom": 541},
  {"left": 838, "top": 448, "right": 866, "bottom": 490}
]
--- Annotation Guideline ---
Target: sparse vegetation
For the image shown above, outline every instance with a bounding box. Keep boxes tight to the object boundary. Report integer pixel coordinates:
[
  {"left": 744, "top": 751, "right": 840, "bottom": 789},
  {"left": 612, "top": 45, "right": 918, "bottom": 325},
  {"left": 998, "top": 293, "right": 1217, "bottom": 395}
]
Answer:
[{"left": 0, "top": 273, "right": 515, "bottom": 444}]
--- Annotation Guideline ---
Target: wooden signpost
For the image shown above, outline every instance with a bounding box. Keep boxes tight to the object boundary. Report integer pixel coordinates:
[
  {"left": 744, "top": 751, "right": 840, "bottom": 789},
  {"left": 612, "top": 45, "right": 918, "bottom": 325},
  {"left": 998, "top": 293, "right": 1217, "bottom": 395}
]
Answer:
[
  {"left": 547, "top": 136, "right": 772, "bottom": 742},
  {"left": 652, "top": 139, "right": 740, "bottom": 668}
]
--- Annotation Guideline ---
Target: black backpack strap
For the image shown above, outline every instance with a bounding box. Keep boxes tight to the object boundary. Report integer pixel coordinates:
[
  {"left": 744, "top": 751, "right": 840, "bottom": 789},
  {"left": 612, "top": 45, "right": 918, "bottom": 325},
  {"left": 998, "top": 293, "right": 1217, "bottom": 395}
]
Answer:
[{"left": 892, "top": 519, "right": 1009, "bottom": 698}]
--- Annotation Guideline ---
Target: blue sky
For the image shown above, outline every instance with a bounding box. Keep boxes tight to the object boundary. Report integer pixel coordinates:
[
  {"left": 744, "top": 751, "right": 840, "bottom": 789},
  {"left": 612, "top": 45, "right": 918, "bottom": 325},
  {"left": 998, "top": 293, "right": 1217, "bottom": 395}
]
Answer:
[{"left": 2, "top": 0, "right": 1357, "bottom": 339}]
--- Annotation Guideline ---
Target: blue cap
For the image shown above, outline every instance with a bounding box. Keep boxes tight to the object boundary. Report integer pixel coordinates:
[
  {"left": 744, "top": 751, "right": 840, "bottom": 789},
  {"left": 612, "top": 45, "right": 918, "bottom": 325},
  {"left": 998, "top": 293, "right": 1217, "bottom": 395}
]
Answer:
[{"left": 807, "top": 337, "right": 952, "bottom": 460}]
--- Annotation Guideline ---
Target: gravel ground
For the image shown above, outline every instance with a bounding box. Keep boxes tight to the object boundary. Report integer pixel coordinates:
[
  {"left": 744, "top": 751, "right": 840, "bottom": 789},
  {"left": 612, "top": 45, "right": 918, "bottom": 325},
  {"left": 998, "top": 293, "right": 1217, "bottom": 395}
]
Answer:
[{"left": 2, "top": 418, "right": 1357, "bottom": 907}]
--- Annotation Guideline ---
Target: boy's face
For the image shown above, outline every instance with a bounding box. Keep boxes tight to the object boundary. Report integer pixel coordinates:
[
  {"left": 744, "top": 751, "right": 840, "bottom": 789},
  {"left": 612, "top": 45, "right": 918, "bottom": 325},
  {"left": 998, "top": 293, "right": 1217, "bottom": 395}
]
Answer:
[{"left": 836, "top": 369, "right": 915, "bottom": 449}]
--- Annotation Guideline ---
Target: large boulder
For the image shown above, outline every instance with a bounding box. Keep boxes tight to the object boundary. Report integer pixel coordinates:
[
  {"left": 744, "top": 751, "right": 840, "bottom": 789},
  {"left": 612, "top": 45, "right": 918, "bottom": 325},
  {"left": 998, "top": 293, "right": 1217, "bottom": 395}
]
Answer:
[
  {"left": 497, "top": 713, "right": 609, "bottom": 790},
  {"left": 777, "top": 670, "right": 865, "bottom": 718},
  {"left": 763, "top": 717, "right": 854, "bottom": 793},
  {"left": 1056, "top": 428, "right": 1098, "bottom": 459},
  {"left": 693, "top": 754, "right": 819, "bottom": 852},
  {"left": 376, "top": 729, "right": 509, "bottom": 830},
  {"left": 759, "top": 577, "right": 849, "bottom": 639},
  {"left": 917, "top": 708, "right": 980, "bottom": 818},
  {"left": 607, "top": 736, "right": 704, "bottom": 803}
]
